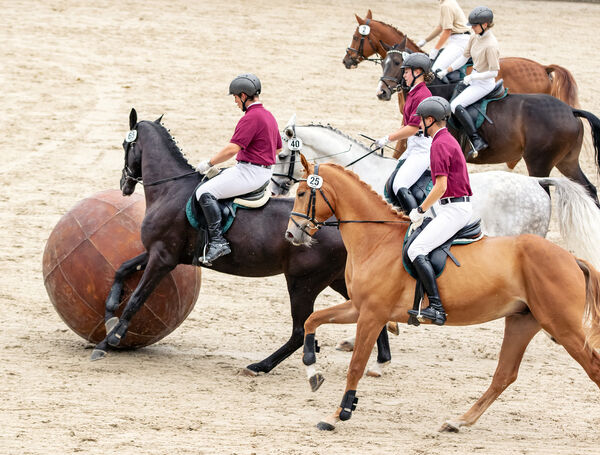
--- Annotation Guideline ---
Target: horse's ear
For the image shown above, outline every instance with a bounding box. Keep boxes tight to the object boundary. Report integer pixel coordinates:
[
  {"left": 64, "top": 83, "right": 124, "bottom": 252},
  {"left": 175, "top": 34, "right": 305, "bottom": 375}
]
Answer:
[
  {"left": 400, "top": 35, "right": 407, "bottom": 51},
  {"left": 129, "top": 108, "right": 137, "bottom": 130},
  {"left": 300, "top": 153, "right": 313, "bottom": 174},
  {"left": 366, "top": 9, "right": 372, "bottom": 19},
  {"left": 380, "top": 41, "right": 391, "bottom": 51},
  {"left": 355, "top": 14, "right": 364, "bottom": 25},
  {"left": 155, "top": 114, "right": 164, "bottom": 124},
  {"left": 286, "top": 113, "right": 297, "bottom": 128}
]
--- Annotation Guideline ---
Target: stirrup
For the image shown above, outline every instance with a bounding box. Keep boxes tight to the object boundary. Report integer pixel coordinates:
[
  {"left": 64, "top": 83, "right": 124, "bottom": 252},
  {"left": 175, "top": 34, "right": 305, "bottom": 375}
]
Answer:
[{"left": 407, "top": 306, "right": 446, "bottom": 326}]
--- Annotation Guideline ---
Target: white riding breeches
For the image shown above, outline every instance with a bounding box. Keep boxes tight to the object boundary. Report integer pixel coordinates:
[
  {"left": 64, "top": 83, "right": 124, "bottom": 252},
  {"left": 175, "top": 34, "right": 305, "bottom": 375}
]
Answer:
[
  {"left": 392, "top": 135, "right": 432, "bottom": 192},
  {"left": 407, "top": 201, "right": 473, "bottom": 261},
  {"left": 196, "top": 162, "right": 272, "bottom": 200},
  {"left": 450, "top": 76, "right": 496, "bottom": 112},
  {"left": 432, "top": 33, "right": 470, "bottom": 73}
]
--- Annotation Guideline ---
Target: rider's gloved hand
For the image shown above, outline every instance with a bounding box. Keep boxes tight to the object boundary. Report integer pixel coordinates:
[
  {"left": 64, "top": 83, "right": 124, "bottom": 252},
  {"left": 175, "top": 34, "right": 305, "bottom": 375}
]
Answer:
[
  {"left": 196, "top": 159, "right": 213, "bottom": 174},
  {"left": 409, "top": 207, "right": 425, "bottom": 224},
  {"left": 416, "top": 39, "right": 427, "bottom": 48},
  {"left": 375, "top": 135, "right": 390, "bottom": 148},
  {"left": 428, "top": 48, "right": 439, "bottom": 60},
  {"left": 436, "top": 68, "right": 448, "bottom": 79},
  {"left": 463, "top": 75, "right": 473, "bottom": 85}
]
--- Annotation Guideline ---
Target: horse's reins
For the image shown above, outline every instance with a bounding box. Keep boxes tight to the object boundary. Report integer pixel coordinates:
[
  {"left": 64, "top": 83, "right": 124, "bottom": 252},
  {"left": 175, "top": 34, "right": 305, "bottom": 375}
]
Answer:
[
  {"left": 289, "top": 164, "right": 409, "bottom": 237},
  {"left": 123, "top": 127, "right": 198, "bottom": 187},
  {"left": 346, "top": 20, "right": 383, "bottom": 65}
]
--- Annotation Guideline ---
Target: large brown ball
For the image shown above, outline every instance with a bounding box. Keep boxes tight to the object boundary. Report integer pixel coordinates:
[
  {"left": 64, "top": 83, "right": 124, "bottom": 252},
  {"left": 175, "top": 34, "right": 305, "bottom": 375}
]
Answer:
[{"left": 42, "top": 189, "right": 201, "bottom": 348}]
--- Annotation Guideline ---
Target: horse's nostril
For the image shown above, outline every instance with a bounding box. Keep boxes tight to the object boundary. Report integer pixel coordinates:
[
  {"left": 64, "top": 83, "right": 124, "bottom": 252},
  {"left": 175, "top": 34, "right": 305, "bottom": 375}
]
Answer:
[{"left": 285, "top": 231, "right": 294, "bottom": 240}]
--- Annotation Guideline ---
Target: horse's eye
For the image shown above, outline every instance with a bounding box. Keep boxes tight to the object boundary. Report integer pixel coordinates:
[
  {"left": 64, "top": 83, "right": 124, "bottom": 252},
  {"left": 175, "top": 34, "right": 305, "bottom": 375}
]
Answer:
[{"left": 297, "top": 191, "right": 306, "bottom": 197}]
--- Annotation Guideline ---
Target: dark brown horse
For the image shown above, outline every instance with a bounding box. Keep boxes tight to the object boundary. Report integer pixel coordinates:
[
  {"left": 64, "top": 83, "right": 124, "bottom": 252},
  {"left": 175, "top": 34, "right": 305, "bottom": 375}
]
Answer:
[
  {"left": 377, "top": 44, "right": 600, "bottom": 204},
  {"left": 89, "top": 109, "right": 393, "bottom": 376},
  {"left": 344, "top": 10, "right": 581, "bottom": 161}
]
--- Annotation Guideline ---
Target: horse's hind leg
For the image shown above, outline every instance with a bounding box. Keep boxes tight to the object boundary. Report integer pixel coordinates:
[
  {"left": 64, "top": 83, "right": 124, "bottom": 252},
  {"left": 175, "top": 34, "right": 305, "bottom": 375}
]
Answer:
[
  {"left": 440, "top": 312, "right": 541, "bottom": 432},
  {"left": 90, "top": 252, "right": 148, "bottom": 361}
]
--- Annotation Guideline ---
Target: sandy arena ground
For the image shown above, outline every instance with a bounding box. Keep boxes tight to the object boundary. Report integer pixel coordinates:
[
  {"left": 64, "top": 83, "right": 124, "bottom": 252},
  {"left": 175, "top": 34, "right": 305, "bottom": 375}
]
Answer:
[{"left": 1, "top": 1, "right": 600, "bottom": 454}]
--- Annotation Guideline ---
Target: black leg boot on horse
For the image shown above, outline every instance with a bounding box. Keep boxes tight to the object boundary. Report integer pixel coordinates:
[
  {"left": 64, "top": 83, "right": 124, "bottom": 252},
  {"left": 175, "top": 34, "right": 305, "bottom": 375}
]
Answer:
[
  {"left": 196, "top": 193, "right": 231, "bottom": 265},
  {"left": 407, "top": 255, "right": 446, "bottom": 326},
  {"left": 454, "top": 105, "right": 488, "bottom": 160},
  {"left": 395, "top": 187, "right": 418, "bottom": 214}
]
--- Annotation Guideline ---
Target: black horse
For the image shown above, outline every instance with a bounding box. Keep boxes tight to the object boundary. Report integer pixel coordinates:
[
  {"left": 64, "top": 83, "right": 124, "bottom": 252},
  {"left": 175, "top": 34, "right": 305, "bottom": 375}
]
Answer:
[
  {"left": 90, "top": 108, "right": 391, "bottom": 375},
  {"left": 377, "top": 43, "right": 600, "bottom": 204}
]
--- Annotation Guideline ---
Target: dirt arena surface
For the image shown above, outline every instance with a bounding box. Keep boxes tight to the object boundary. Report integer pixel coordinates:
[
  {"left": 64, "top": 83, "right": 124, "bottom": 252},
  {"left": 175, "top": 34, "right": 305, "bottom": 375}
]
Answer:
[{"left": 2, "top": 1, "right": 600, "bottom": 454}]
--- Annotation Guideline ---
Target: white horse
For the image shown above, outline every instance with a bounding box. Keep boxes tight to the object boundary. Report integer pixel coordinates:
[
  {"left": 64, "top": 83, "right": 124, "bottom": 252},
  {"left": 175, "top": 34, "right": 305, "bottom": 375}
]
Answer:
[{"left": 271, "top": 115, "right": 600, "bottom": 374}]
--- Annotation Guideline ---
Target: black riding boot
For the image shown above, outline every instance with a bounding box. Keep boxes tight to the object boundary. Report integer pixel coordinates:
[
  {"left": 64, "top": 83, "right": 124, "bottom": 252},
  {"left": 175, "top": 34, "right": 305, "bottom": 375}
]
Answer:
[
  {"left": 395, "top": 187, "right": 418, "bottom": 214},
  {"left": 407, "top": 255, "right": 446, "bottom": 326},
  {"left": 196, "top": 193, "right": 231, "bottom": 265},
  {"left": 454, "top": 105, "right": 488, "bottom": 158}
]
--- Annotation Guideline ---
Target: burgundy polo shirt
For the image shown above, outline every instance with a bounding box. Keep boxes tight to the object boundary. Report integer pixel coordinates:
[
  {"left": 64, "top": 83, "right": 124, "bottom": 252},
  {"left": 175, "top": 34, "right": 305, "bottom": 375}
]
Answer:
[
  {"left": 230, "top": 103, "right": 281, "bottom": 166},
  {"left": 430, "top": 128, "right": 472, "bottom": 198},
  {"left": 402, "top": 82, "right": 432, "bottom": 127}
]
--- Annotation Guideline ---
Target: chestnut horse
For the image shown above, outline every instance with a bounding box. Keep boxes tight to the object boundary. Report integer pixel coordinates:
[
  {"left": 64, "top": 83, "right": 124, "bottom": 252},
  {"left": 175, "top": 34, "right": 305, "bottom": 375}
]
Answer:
[
  {"left": 344, "top": 10, "right": 580, "bottom": 161},
  {"left": 286, "top": 157, "right": 600, "bottom": 432},
  {"left": 377, "top": 44, "right": 600, "bottom": 204}
]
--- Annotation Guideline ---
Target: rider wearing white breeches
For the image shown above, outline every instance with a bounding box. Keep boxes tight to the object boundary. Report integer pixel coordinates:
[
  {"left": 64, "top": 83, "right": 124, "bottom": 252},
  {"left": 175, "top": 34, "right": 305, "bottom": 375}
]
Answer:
[
  {"left": 436, "top": 6, "right": 500, "bottom": 156},
  {"left": 375, "top": 52, "right": 433, "bottom": 213},
  {"left": 416, "top": 0, "right": 471, "bottom": 73},
  {"left": 407, "top": 96, "right": 473, "bottom": 326},
  {"left": 194, "top": 73, "right": 282, "bottom": 264}
]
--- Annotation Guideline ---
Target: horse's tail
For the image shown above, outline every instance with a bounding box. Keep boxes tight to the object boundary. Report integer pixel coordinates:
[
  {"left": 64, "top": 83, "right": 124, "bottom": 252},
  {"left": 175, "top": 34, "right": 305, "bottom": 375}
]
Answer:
[
  {"left": 576, "top": 258, "right": 600, "bottom": 351},
  {"left": 573, "top": 109, "right": 600, "bottom": 172},
  {"left": 546, "top": 64, "right": 580, "bottom": 108},
  {"left": 537, "top": 177, "right": 600, "bottom": 270}
]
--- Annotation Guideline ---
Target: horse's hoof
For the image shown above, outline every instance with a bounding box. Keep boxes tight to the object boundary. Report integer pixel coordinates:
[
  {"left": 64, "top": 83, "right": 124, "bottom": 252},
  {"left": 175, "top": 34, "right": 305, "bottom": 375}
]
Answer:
[
  {"left": 105, "top": 317, "right": 119, "bottom": 335},
  {"left": 90, "top": 348, "right": 107, "bottom": 361},
  {"left": 316, "top": 421, "right": 335, "bottom": 431},
  {"left": 241, "top": 367, "right": 259, "bottom": 377},
  {"left": 366, "top": 368, "right": 382, "bottom": 378},
  {"left": 309, "top": 373, "right": 325, "bottom": 392},
  {"left": 386, "top": 321, "right": 399, "bottom": 336},
  {"left": 335, "top": 340, "right": 354, "bottom": 352},
  {"left": 439, "top": 420, "right": 461, "bottom": 433}
]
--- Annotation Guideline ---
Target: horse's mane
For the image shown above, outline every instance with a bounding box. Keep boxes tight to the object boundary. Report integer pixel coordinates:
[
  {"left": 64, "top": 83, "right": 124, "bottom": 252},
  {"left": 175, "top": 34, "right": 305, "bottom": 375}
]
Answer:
[
  {"left": 304, "top": 123, "right": 370, "bottom": 151},
  {"left": 141, "top": 120, "right": 195, "bottom": 170},
  {"left": 375, "top": 19, "right": 420, "bottom": 50},
  {"left": 322, "top": 163, "right": 408, "bottom": 220}
]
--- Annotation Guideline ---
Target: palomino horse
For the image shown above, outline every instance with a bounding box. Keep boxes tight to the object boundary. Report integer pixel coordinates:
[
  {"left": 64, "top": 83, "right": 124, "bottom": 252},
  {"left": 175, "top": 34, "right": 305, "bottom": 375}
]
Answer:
[
  {"left": 90, "top": 109, "right": 393, "bottom": 377},
  {"left": 377, "top": 44, "right": 600, "bottom": 204},
  {"left": 272, "top": 117, "right": 600, "bottom": 268},
  {"left": 286, "top": 157, "right": 600, "bottom": 432},
  {"left": 344, "top": 10, "right": 580, "bottom": 161}
]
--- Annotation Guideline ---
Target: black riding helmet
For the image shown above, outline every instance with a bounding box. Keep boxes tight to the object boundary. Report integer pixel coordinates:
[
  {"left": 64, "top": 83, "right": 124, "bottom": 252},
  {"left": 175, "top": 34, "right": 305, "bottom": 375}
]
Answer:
[
  {"left": 400, "top": 52, "right": 431, "bottom": 90},
  {"left": 467, "top": 6, "right": 494, "bottom": 27},
  {"left": 229, "top": 73, "right": 262, "bottom": 111},
  {"left": 414, "top": 96, "right": 451, "bottom": 137}
]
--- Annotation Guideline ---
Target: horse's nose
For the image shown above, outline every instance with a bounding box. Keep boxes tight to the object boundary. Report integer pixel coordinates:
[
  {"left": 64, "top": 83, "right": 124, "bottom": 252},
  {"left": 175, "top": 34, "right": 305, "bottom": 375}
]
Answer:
[{"left": 285, "top": 230, "right": 295, "bottom": 240}]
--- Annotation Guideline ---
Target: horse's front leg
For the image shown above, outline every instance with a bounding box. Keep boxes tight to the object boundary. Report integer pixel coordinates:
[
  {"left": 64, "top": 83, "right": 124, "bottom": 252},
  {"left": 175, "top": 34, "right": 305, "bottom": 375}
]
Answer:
[
  {"left": 90, "top": 252, "right": 149, "bottom": 361},
  {"left": 91, "top": 253, "right": 173, "bottom": 360},
  {"left": 317, "top": 310, "right": 385, "bottom": 431},
  {"left": 303, "top": 300, "right": 358, "bottom": 392}
]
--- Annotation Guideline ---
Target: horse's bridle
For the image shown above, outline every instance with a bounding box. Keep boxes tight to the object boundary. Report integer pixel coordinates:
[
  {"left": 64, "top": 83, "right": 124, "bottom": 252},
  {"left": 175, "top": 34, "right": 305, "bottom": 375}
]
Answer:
[
  {"left": 122, "top": 125, "right": 197, "bottom": 188},
  {"left": 379, "top": 48, "right": 408, "bottom": 95},
  {"left": 346, "top": 19, "right": 382, "bottom": 66},
  {"left": 289, "top": 165, "right": 410, "bottom": 237},
  {"left": 271, "top": 126, "right": 303, "bottom": 193}
]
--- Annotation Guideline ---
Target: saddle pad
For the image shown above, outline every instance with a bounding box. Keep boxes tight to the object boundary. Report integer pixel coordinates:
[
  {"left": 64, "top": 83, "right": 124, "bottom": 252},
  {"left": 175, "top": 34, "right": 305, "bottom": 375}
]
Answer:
[{"left": 448, "top": 81, "right": 508, "bottom": 131}]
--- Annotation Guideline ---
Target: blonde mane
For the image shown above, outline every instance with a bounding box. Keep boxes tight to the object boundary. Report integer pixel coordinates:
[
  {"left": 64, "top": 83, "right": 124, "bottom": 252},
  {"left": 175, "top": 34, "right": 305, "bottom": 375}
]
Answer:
[{"left": 320, "top": 163, "right": 410, "bottom": 221}]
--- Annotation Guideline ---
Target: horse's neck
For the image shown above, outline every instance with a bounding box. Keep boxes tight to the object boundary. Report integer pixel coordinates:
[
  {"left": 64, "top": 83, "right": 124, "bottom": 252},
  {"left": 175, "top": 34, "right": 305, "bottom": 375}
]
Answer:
[
  {"left": 322, "top": 167, "right": 406, "bottom": 254},
  {"left": 300, "top": 127, "right": 396, "bottom": 194},
  {"left": 375, "top": 22, "right": 422, "bottom": 52}
]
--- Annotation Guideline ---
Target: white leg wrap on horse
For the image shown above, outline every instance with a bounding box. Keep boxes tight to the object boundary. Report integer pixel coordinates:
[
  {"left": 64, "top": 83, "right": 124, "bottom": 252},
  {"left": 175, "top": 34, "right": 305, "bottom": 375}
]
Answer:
[{"left": 306, "top": 364, "right": 317, "bottom": 379}]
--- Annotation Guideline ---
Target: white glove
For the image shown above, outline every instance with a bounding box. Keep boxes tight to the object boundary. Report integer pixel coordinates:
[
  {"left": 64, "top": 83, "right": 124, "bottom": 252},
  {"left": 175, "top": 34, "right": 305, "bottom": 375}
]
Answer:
[
  {"left": 416, "top": 39, "right": 427, "bottom": 48},
  {"left": 436, "top": 68, "right": 448, "bottom": 79},
  {"left": 196, "top": 159, "right": 212, "bottom": 174},
  {"left": 375, "top": 135, "right": 390, "bottom": 148},
  {"left": 428, "top": 48, "right": 439, "bottom": 60},
  {"left": 409, "top": 208, "right": 425, "bottom": 224},
  {"left": 463, "top": 74, "right": 472, "bottom": 85}
]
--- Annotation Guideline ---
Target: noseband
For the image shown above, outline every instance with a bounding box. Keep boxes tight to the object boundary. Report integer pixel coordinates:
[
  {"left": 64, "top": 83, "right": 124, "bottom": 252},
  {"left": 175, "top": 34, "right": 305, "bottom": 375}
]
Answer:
[
  {"left": 379, "top": 49, "right": 406, "bottom": 95},
  {"left": 346, "top": 20, "right": 382, "bottom": 65}
]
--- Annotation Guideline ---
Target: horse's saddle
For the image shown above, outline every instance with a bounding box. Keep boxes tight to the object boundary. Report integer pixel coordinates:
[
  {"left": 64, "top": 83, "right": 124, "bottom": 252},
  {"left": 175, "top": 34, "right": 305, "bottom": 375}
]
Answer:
[
  {"left": 384, "top": 159, "right": 433, "bottom": 210},
  {"left": 402, "top": 217, "right": 483, "bottom": 279},
  {"left": 449, "top": 79, "right": 508, "bottom": 131},
  {"left": 185, "top": 177, "right": 271, "bottom": 233}
]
